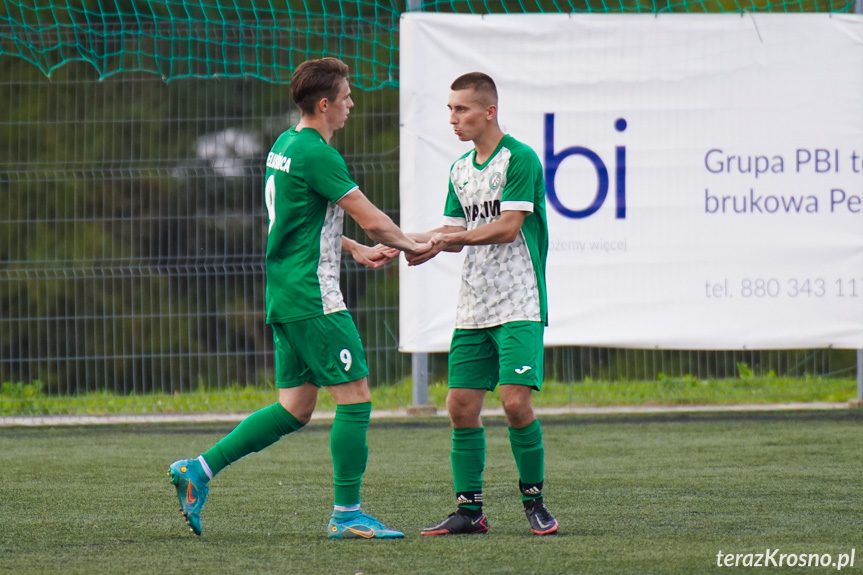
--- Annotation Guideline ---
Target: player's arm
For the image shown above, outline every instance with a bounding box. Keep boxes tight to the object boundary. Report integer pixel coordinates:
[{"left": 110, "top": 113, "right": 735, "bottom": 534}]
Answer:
[
  {"left": 337, "top": 190, "right": 433, "bottom": 256},
  {"left": 440, "top": 210, "right": 527, "bottom": 247},
  {"left": 402, "top": 224, "right": 466, "bottom": 267},
  {"left": 407, "top": 226, "right": 466, "bottom": 252},
  {"left": 406, "top": 211, "right": 526, "bottom": 267},
  {"left": 342, "top": 237, "right": 399, "bottom": 269}
]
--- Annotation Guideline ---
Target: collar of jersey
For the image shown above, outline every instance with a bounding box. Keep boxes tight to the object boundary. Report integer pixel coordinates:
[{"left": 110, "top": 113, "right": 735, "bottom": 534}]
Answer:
[
  {"left": 290, "top": 126, "right": 326, "bottom": 142},
  {"left": 472, "top": 134, "right": 508, "bottom": 171}
]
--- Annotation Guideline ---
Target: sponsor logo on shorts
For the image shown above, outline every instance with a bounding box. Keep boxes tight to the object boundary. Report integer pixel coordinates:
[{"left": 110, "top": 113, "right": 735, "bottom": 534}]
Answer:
[{"left": 515, "top": 365, "right": 533, "bottom": 374}]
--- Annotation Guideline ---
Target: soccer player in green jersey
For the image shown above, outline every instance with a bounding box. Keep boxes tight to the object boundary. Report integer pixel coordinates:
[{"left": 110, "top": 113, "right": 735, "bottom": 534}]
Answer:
[
  {"left": 169, "top": 58, "right": 434, "bottom": 539},
  {"left": 408, "top": 72, "right": 559, "bottom": 536}
]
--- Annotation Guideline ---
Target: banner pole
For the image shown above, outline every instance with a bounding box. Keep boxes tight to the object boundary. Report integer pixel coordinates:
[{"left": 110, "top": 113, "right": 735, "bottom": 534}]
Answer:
[{"left": 411, "top": 353, "right": 432, "bottom": 412}]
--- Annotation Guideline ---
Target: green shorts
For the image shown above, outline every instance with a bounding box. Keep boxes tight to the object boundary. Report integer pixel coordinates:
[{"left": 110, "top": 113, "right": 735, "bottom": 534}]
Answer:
[
  {"left": 448, "top": 321, "right": 544, "bottom": 391},
  {"left": 271, "top": 310, "right": 369, "bottom": 388}
]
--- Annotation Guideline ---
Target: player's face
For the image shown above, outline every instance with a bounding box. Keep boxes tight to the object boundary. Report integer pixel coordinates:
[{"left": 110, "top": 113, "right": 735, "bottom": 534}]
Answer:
[
  {"left": 324, "top": 78, "right": 354, "bottom": 131},
  {"left": 448, "top": 89, "right": 491, "bottom": 142}
]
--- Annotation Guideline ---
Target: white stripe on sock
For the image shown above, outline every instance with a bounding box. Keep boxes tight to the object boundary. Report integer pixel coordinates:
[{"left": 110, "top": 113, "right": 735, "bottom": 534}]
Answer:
[
  {"left": 333, "top": 503, "right": 361, "bottom": 513},
  {"left": 197, "top": 455, "right": 214, "bottom": 480}
]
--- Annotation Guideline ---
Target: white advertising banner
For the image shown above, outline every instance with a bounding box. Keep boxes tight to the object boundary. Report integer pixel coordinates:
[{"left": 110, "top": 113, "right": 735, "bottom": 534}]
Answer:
[{"left": 399, "top": 13, "right": 863, "bottom": 352}]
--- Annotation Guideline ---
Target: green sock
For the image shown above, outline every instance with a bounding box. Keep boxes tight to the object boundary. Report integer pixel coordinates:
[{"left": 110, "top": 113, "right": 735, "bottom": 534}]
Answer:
[
  {"left": 201, "top": 403, "right": 304, "bottom": 477},
  {"left": 331, "top": 402, "right": 371, "bottom": 507},
  {"left": 509, "top": 419, "right": 545, "bottom": 501},
  {"left": 451, "top": 427, "right": 485, "bottom": 511}
]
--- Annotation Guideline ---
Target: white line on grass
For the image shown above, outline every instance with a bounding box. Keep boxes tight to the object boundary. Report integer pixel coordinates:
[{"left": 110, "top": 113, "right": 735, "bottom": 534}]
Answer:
[{"left": 0, "top": 402, "right": 854, "bottom": 427}]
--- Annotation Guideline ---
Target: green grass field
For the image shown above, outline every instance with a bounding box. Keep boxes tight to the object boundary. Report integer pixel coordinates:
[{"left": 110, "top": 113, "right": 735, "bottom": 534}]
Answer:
[
  {"left": 2, "top": 410, "right": 861, "bottom": 574},
  {"left": 1, "top": 375, "right": 856, "bottom": 416}
]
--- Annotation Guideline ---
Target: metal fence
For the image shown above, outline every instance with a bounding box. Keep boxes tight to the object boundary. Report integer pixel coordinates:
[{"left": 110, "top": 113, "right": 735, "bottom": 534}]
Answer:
[
  {"left": 0, "top": 58, "right": 406, "bottom": 395},
  {"left": 0, "top": 47, "right": 859, "bottom": 413}
]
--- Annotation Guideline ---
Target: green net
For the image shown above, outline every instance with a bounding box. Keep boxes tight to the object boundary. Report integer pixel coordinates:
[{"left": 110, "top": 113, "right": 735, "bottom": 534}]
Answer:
[
  {"left": 419, "top": 0, "right": 854, "bottom": 13},
  {"left": 0, "top": 0, "right": 856, "bottom": 89},
  {"left": 0, "top": 1, "right": 402, "bottom": 89}
]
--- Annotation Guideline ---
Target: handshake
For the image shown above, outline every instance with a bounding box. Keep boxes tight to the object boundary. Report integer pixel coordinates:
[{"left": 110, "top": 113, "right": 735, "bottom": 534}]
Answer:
[{"left": 346, "top": 232, "right": 450, "bottom": 270}]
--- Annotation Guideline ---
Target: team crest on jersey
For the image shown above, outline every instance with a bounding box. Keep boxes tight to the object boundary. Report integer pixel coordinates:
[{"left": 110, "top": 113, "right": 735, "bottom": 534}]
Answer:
[{"left": 489, "top": 172, "right": 502, "bottom": 191}]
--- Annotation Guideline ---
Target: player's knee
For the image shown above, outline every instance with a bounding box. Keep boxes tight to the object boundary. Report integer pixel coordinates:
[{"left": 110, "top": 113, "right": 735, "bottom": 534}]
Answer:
[
  {"left": 446, "top": 399, "right": 480, "bottom": 428},
  {"left": 279, "top": 396, "right": 315, "bottom": 424},
  {"left": 281, "top": 402, "right": 313, "bottom": 424},
  {"left": 500, "top": 392, "right": 526, "bottom": 413},
  {"left": 501, "top": 395, "right": 533, "bottom": 426},
  {"left": 449, "top": 412, "right": 481, "bottom": 428}
]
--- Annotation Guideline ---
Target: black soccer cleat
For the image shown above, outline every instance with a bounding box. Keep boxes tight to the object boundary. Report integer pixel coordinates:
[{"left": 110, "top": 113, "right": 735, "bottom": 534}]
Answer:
[
  {"left": 524, "top": 498, "right": 558, "bottom": 535},
  {"left": 421, "top": 511, "right": 489, "bottom": 536}
]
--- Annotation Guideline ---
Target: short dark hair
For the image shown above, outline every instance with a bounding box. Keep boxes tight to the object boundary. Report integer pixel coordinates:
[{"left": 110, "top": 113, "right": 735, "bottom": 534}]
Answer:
[
  {"left": 450, "top": 72, "right": 498, "bottom": 106},
  {"left": 291, "top": 58, "right": 350, "bottom": 116}
]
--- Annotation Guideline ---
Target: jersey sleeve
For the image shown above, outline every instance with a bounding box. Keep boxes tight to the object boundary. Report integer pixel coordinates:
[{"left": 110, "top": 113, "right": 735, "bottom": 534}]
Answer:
[
  {"left": 306, "top": 145, "right": 360, "bottom": 203},
  {"left": 501, "top": 145, "right": 542, "bottom": 213},
  {"left": 442, "top": 173, "right": 467, "bottom": 227}
]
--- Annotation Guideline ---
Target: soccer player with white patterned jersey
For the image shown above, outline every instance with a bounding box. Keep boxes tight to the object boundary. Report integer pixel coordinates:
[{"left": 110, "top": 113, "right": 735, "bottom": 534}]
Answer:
[
  {"left": 409, "top": 72, "right": 558, "bottom": 536},
  {"left": 168, "top": 58, "right": 434, "bottom": 539}
]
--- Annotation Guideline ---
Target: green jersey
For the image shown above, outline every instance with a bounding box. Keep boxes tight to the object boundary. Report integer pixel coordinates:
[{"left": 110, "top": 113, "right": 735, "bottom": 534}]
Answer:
[
  {"left": 264, "top": 127, "right": 359, "bottom": 324},
  {"left": 443, "top": 135, "right": 548, "bottom": 329}
]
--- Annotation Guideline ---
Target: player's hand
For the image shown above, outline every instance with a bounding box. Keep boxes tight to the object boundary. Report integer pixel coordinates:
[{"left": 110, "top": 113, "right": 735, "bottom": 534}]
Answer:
[
  {"left": 406, "top": 233, "right": 447, "bottom": 266},
  {"left": 402, "top": 233, "right": 435, "bottom": 256},
  {"left": 375, "top": 244, "right": 401, "bottom": 260},
  {"left": 350, "top": 243, "right": 399, "bottom": 269}
]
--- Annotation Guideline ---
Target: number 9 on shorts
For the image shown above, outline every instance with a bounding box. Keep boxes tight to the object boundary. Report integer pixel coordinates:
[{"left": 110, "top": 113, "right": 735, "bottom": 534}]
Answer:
[{"left": 271, "top": 310, "right": 369, "bottom": 387}]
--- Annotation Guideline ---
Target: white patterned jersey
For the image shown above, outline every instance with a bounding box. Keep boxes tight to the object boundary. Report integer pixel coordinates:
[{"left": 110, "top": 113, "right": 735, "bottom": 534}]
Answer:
[{"left": 443, "top": 135, "right": 548, "bottom": 329}]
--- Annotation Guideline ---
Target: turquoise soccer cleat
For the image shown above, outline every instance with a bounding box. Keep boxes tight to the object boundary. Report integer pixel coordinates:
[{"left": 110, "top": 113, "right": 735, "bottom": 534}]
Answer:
[
  {"left": 327, "top": 512, "right": 405, "bottom": 539},
  {"left": 168, "top": 458, "right": 209, "bottom": 536}
]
